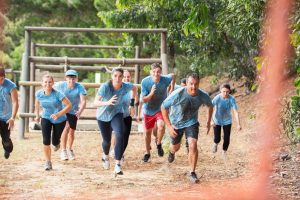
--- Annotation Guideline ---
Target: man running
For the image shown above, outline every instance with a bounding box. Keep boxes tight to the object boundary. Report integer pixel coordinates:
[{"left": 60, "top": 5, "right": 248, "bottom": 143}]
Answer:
[
  {"left": 161, "top": 73, "right": 213, "bottom": 183},
  {"left": 141, "top": 63, "right": 175, "bottom": 162}
]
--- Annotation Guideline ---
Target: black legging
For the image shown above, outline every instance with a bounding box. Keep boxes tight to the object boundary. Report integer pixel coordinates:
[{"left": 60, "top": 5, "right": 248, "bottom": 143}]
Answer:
[
  {"left": 123, "top": 116, "right": 132, "bottom": 153},
  {"left": 213, "top": 124, "right": 232, "bottom": 151},
  {"left": 0, "top": 120, "right": 13, "bottom": 153},
  {"left": 41, "top": 118, "right": 66, "bottom": 146},
  {"left": 97, "top": 113, "right": 125, "bottom": 161}
]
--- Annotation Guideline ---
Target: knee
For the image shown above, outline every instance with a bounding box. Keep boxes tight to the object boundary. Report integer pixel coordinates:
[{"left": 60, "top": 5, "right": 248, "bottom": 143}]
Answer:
[
  {"left": 43, "top": 139, "right": 51, "bottom": 146},
  {"left": 188, "top": 141, "right": 197, "bottom": 153}
]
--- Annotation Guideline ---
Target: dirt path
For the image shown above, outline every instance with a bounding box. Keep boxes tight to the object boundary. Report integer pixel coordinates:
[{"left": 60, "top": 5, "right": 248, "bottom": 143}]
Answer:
[{"left": 0, "top": 86, "right": 298, "bottom": 199}]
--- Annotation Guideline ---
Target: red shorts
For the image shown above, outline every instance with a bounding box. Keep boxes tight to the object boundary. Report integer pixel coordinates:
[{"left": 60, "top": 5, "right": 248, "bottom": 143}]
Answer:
[{"left": 143, "top": 112, "right": 164, "bottom": 130}]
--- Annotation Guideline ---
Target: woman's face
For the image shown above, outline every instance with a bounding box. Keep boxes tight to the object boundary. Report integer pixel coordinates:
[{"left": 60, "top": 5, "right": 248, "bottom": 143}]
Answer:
[
  {"left": 42, "top": 76, "right": 54, "bottom": 91},
  {"left": 221, "top": 87, "right": 230, "bottom": 98},
  {"left": 123, "top": 71, "right": 131, "bottom": 83},
  {"left": 112, "top": 71, "right": 123, "bottom": 85}
]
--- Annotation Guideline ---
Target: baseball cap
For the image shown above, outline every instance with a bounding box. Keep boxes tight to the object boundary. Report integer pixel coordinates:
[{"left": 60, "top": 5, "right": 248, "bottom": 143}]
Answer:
[{"left": 65, "top": 69, "right": 78, "bottom": 76}]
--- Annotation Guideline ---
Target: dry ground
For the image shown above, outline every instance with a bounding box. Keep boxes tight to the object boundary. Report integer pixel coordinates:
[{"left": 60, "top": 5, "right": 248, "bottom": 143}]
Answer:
[{"left": 0, "top": 77, "right": 299, "bottom": 199}]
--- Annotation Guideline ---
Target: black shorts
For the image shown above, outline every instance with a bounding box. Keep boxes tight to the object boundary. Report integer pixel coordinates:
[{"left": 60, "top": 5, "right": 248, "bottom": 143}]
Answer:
[
  {"left": 66, "top": 113, "right": 78, "bottom": 130},
  {"left": 171, "top": 123, "right": 199, "bottom": 145}
]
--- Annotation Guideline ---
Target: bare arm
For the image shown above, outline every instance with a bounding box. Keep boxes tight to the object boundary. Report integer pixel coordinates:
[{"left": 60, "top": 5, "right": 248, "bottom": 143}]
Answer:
[
  {"left": 168, "top": 73, "right": 176, "bottom": 94},
  {"left": 142, "top": 85, "right": 156, "bottom": 103},
  {"left": 34, "top": 99, "right": 41, "bottom": 123},
  {"left": 233, "top": 109, "right": 242, "bottom": 130},
  {"left": 129, "top": 86, "right": 137, "bottom": 116},
  {"left": 51, "top": 97, "right": 72, "bottom": 120},
  {"left": 161, "top": 106, "right": 177, "bottom": 138},
  {"left": 94, "top": 95, "right": 117, "bottom": 107},
  {"left": 206, "top": 106, "right": 213, "bottom": 134},
  {"left": 7, "top": 88, "right": 19, "bottom": 130},
  {"left": 76, "top": 95, "right": 87, "bottom": 118}
]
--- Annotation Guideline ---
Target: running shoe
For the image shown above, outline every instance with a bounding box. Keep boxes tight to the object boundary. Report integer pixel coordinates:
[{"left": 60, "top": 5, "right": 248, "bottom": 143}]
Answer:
[
  {"left": 143, "top": 154, "right": 151, "bottom": 162},
  {"left": 67, "top": 149, "right": 75, "bottom": 160},
  {"left": 60, "top": 149, "right": 68, "bottom": 160},
  {"left": 53, "top": 144, "right": 60, "bottom": 152},
  {"left": 168, "top": 152, "right": 175, "bottom": 163},
  {"left": 102, "top": 158, "right": 110, "bottom": 170},
  {"left": 157, "top": 144, "right": 164, "bottom": 157},
  {"left": 4, "top": 151, "right": 10, "bottom": 159},
  {"left": 114, "top": 164, "right": 123, "bottom": 175},
  {"left": 45, "top": 161, "right": 53, "bottom": 171},
  {"left": 212, "top": 143, "right": 218, "bottom": 153},
  {"left": 189, "top": 172, "right": 200, "bottom": 183}
]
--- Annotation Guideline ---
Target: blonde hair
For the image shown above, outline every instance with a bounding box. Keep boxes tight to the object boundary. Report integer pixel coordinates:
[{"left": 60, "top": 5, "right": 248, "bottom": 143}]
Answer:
[{"left": 42, "top": 74, "right": 54, "bottom": 82}]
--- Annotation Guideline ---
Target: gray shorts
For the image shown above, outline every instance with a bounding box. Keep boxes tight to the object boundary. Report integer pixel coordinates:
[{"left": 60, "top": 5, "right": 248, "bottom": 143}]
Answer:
[{"left": 171, "top": 122, "right": 199, "bottom": 145}]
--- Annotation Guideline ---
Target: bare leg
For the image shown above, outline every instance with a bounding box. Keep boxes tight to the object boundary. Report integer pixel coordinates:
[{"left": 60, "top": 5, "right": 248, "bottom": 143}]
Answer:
[
  {"left": 156, "top": 120, "right": 165, "bottom": 145},
  {"left": 188, "top": 138, "right": 198, "bottom": 172},
  {"left": 61, "top": 122, "right": 70, "bottom": 150},
  {"left": 44, "top": 145, "right": 51, "bottom": 161},
  {"left": 67, "top": 128, "right": 75, "bottom": 150},
  {"left": 145, "top": 128, "right": 153, "bottom": 154}
]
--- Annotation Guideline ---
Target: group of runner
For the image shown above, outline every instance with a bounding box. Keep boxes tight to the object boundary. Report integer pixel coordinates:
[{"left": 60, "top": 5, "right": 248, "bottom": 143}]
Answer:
[{"left": 0, "top": 63, "right": 241, "bottom": 183}]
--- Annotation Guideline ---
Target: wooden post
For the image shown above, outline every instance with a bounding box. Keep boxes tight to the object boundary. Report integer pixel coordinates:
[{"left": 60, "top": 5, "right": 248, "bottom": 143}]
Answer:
[
  {"left": 134, "top": 46, "right": 140, "bottom": 84},
  {"left": 18, "top": 30, "right": 31, "bottom": 139},
  {"left": 161, "top": 32, "right": 168, "bottom": 74}
]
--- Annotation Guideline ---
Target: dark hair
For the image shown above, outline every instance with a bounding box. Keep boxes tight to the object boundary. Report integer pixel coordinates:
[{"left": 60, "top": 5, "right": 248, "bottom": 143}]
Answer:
[
  {"left": 151, "top": 63, "right": 162, "bottom": 70},
  {"left": 0, "top": 68, "right": 5, "bottom": 77},
  {"left": 220, "top": 83, "right": 231, "bottom": 91},
  {"left": 186, "top": 73, "right": 200, "bottom": 81},
  {"left": 180, "top": 78, "right": 186, "bottom": 85},
  {"left": 112, "top": 67, "right": 124, "bottom": 75}
]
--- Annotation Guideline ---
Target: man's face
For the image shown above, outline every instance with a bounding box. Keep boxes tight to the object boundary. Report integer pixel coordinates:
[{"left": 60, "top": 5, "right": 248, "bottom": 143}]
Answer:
[
  {"left": 221, "top": 87, "right": 230, "bottom": 98},
  {"left": 186, "top": 77, "right": 199, "bottom": 96},
  {"left": 150, "top": 67, "right": 161, "bottom": 82},
  {"left": 66, "top": 76, "right": 77, "bottom": 87}
]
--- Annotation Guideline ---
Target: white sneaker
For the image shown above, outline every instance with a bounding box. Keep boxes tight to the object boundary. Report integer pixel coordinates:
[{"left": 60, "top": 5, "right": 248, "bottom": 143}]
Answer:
[
  {"left": 60, "top": 150, "right": 68, "bottom": 160},
  {"left": 212, "top": 143, "right": 218, "bottom": 153},
  {"left": 102, "top": 158, "right": 110, "bottom": 170},
  {"left": 67, "top": 149, "right": 75, "bottom": 160},
  {"left": 114, "top": 164, "right": 123, "bottom": 175}
]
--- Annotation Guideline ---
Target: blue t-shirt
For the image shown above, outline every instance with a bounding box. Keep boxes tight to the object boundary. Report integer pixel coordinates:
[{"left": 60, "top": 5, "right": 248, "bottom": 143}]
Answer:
[
  {"left": 54, "top": 81, "right": 87, "bottom": 115},
  {"left": 122, "top": 92, "right": 131, "bottom": 118},
  {"left": 212, "top": 94, "right": 238, "bottom": 126},
  {"left": 35, "top": 89, "right": 67, "bottom": 124},
  {"left": 96, "top": 81, "right": 133, "bottom": 122},
  {"left": 174, "top": 84, "right": 182, "bottom": 90},
  {"left": 162, "top": 87, "right": 213, "bottom": 129},
  {"left": 141, "top": 74, "right": 172, "bottom": 116},
  {"left": 0, "top": 79, "right": 17, "bottom": 122}
]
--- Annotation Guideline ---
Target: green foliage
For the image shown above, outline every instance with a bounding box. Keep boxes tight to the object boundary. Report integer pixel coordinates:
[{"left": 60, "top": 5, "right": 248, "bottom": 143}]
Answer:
[
  {"left": 97, "top": 0, "right": 265, "bottom": 83},
  {"left": 282, "top": 2, "right": 300, "bottom": 144}
]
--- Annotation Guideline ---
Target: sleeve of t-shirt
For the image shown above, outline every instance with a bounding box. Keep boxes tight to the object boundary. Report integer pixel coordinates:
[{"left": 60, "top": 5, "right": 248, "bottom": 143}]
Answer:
[
  {"left": 163, "top": 74, "right": 173, "bottom": 85},
  {"left": 212, "top": 95, "right": 217, "bottom": 106},
  {"left": 141, "top": 79, "right": 149, "bottom": 97},
  {"left": 231, "top": 96, "right": 238, "bottom": 110},
  {"left": 98, "top": 83, "right": 107, "bottom": 97},
  {"left": 162, "top": 91, "right": 178, "bottom": 109},
  {"left": 79, "top": 84, "right": 87, "bottom": 96},
  {"left": 123, "top": 82, "right": 133, "bottom": 93},
  {"left": 56, "top": 91, "right": 66, "bottom": 101},
  {"left": 202, "top": 92, "right": 213, "bottom": 107}
]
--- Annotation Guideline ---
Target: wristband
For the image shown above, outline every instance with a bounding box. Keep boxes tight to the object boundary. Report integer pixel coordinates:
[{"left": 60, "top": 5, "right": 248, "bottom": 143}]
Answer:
[{"left": 130, "top": 98, "right": 135, "bottom": 106}]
